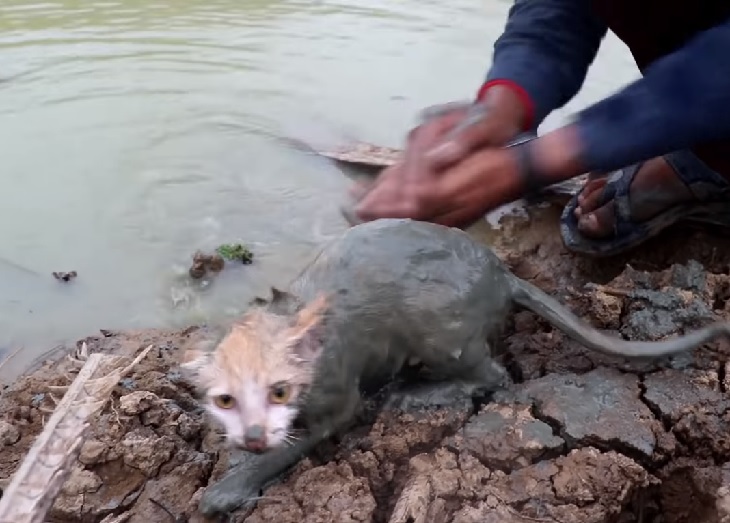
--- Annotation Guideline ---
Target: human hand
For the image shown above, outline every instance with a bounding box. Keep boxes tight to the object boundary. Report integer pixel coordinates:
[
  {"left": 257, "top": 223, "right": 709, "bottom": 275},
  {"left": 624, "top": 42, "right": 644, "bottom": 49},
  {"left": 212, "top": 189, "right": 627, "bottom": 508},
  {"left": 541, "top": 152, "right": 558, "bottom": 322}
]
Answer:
[
  {"left": 347, "top": 144, "right": 524, "bottom": 229},
  {"left": 343, "top": 86, "right": 529, "bottom": 224},
  {"left": 419, "top": 93, "right": 526, "bottom": 171},
  {"left": 413, "top": 84, "right": 529, "bottom": 173},
  {"left": 343, "top": 125, "right": 587, "bottom": 229}
]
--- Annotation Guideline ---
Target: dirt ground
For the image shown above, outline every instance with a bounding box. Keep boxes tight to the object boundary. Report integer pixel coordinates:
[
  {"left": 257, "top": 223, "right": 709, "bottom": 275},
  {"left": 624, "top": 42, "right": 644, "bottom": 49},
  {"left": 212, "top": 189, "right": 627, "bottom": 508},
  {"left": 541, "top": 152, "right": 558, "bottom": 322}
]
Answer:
[{"left": 3, "top": 205, "right": 730, "bottom": 523}]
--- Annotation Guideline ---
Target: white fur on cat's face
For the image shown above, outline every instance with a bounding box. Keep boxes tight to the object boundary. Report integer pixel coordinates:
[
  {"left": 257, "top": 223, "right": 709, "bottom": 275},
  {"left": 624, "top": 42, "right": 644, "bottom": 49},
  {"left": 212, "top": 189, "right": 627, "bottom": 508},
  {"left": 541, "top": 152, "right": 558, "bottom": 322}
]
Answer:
[
  {"left": 204, "top": 377, "right": 302, "bottom": 450},
  {"left": 182, "top": 295, "right": 326, "bottom": 452}
]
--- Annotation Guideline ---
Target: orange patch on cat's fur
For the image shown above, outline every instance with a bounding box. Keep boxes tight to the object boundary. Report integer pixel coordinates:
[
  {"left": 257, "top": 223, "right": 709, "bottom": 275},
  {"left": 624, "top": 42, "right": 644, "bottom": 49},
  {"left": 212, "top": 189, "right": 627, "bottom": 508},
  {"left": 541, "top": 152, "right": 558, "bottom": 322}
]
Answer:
[{"left": 182, "top": 293, "right": 330, "bottom": 391}]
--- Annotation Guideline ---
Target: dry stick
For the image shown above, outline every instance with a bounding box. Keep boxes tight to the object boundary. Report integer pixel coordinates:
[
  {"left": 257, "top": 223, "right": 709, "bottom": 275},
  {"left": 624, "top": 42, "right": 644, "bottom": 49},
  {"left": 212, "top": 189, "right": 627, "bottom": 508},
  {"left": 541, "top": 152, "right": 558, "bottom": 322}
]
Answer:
[
  {"left": 0, "top": 345, "right": 24, "bottom": 372},
  {"left": 0, "top": 344, "right": 153, "bottom": 523}
]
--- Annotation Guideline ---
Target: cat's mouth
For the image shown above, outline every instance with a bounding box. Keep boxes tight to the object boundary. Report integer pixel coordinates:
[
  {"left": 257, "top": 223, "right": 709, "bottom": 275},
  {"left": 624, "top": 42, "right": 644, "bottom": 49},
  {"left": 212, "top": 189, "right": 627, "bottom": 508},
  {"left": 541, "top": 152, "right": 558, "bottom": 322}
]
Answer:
[
  {"left": 242, "top": 446, "right": 268, "bottom": 454},
  {"left": 233, "top": 441, "right": 270, "bottom": 454}
]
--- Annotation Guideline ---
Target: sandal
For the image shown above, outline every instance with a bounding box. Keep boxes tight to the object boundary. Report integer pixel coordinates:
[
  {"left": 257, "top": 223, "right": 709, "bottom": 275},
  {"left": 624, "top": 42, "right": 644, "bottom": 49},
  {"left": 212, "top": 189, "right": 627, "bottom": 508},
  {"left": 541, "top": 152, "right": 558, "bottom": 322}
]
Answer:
[{"left": 560, "top": 154, "right": 730, "bottom": 258}]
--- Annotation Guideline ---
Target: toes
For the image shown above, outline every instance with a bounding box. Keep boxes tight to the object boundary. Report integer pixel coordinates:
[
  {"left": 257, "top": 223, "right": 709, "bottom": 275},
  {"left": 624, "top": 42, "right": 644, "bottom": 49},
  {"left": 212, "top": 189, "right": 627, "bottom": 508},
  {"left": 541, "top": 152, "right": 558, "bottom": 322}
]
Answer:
[
  {"left": 577, "top": 203, "right": 616, "bottom": 238},
  {"left": 578, "top": 181, "right": 611, "bottom": 214},
  {"left": 577, "top": 178, "right": 608, "bottom": 205},
  {"left": 575, "top": 177, "right": 608, "bottom": 218}
]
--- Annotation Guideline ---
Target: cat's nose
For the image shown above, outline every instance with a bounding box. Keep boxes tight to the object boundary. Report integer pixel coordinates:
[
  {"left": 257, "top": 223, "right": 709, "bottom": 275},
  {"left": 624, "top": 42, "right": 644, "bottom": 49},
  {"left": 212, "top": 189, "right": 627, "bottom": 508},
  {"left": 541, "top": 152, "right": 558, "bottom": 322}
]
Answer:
[{"left": 244, "top": 425, "right": 267, "bottom": 452}]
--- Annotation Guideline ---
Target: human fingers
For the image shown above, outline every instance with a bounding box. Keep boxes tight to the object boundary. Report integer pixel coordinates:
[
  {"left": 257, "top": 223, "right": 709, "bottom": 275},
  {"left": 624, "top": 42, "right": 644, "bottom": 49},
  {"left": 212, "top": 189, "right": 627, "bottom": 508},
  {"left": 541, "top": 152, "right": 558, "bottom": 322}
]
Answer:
[
  {"left": 400, "top": 117, "right": 459, "bottom": 183},
  {"left": 340, "top": 203, "right": 364, "bottom": 226},
  {"left": 348, "top": 178, "right": 375, "bottom": 202},
  {"left": 417, "top": 100, "right": 472, "bottom": 124},
  {"left": 423, "top": 105, "right": 507, "bottom": 169},
  {"left": 429, "top": 206, "right": 488, "bottom": 229},
  {"left": 406, "top": 106, "right": 470, "bottom": 148},
  {"left": 346, "top": 156, "right": 408, "bottom": 205},
  {"left": 432, "top": 148, "right": 521, "bottom": 218},
  {"left": 351, "top": 173, "right": 435, "bottom": 222},
  {"left": 390, "top": 105, "right": 474, "bottom": 186}
]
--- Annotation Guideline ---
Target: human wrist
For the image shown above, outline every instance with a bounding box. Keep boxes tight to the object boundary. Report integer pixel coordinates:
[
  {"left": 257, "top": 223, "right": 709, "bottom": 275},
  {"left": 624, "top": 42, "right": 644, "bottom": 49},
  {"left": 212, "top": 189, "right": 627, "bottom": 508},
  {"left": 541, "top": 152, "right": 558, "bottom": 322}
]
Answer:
[
  {"left": 502, "top": 124, "right": 587, "bottom": 197},
  {"left": 476, "top": 80, "right": 534, "bottom": 132},
  {"left": 529, "top": 125, "right": 587, "bottom": 182}
]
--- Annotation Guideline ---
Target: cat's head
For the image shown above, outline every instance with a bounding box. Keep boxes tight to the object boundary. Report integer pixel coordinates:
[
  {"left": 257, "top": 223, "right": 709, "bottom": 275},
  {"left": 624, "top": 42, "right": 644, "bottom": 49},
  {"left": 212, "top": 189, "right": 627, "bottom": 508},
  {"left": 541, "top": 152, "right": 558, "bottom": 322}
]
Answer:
[{"left": 181, "top": 290, "right": 328, "bottom": 453}]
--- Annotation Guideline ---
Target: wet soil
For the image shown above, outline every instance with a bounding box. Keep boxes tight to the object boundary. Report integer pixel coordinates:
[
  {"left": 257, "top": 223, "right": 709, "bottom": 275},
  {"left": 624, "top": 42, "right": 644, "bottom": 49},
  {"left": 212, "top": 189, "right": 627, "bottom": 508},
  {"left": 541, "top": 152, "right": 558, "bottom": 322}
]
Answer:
[{"left": 2, "top": 205, "right": 730, "bottom": 522}]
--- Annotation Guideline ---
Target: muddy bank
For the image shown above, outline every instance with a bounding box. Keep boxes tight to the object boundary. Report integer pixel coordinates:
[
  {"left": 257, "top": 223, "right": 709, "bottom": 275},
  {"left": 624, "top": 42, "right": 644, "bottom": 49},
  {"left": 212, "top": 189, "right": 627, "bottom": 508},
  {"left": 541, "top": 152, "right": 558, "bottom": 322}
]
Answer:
[{"left": 2, "top": 209, "right": 730, "bottom": 522}]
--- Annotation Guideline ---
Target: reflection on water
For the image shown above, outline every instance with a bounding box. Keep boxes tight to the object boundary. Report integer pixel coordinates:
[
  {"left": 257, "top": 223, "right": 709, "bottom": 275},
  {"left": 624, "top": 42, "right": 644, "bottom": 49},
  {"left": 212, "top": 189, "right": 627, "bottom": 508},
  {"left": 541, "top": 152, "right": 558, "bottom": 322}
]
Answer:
[{"left": 0, "top": 0, "right": 639, "bottom": 380}]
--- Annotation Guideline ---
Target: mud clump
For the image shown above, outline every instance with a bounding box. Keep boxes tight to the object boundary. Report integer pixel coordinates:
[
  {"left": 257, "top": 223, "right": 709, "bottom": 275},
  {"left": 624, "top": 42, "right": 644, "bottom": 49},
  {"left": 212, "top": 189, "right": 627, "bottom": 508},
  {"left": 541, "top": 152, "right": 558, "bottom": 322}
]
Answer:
[{"left": 2, "top": 213, "right": 730, "bottom": 522}]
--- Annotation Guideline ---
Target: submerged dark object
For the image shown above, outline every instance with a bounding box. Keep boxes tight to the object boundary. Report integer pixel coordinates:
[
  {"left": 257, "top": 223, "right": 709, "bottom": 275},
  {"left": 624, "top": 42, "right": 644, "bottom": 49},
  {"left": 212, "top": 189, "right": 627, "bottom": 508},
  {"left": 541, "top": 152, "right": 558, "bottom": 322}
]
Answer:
[
  {"left": 52, "top": 271, "right": 77, "bottom": 283},
  {"left": 188, "top": 251, "right": 226, "bottom": 280}
]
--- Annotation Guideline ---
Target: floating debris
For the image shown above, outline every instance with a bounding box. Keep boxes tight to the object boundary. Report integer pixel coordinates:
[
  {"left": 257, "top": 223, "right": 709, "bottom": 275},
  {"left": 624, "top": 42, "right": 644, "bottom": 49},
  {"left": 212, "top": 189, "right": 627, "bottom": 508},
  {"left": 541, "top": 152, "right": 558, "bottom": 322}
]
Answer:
[
  {"left": 52, "top": 271, "right": 77, "bottom": 282},
  {"left": 188, "top": 251, "right": 226, "bottom": 280},
  {"left": 315, "top": 142, "right": 401, "bottom": 168},
  {"left": 216, "top": 243, "right": 254, "bottom": 265}
]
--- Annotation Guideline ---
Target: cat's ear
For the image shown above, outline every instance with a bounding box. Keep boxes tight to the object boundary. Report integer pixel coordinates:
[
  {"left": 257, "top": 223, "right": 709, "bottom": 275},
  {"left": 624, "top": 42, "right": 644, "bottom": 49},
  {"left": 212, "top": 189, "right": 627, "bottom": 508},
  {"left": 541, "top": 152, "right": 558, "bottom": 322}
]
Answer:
[
  {"left": 287, "top": 293, "right": 329, "bottom": 362},
  {"left": 180, "top": 335, "right": 218, "bottom": 384},
  {"left": 268, "top": 287, "right": 300, "bottom": 315},
  {"left": 271, "top": 287, "right": 289, "bottom": 303}
]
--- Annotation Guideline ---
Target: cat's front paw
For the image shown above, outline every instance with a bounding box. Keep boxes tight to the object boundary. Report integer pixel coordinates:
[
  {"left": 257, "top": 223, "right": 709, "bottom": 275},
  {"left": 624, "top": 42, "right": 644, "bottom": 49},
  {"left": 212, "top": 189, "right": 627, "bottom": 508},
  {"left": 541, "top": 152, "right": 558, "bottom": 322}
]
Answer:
[{"left": 199, "top": 469, "right": 262, "bottom": 518}]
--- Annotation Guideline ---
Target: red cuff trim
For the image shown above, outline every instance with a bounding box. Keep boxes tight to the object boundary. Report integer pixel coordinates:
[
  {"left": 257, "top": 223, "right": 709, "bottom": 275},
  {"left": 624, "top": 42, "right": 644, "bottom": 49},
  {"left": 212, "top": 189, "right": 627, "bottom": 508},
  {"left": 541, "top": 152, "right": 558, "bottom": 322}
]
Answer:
[{"left": 476, "top": 79, "right": 535, "bottom": 131}]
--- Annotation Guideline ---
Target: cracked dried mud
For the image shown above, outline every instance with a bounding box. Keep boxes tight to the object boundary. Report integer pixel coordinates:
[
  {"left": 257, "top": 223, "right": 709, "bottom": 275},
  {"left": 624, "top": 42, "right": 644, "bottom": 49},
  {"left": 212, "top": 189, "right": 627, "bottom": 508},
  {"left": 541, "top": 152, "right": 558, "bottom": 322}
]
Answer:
[{"left": 2, "top": 206, "right": 730, "bottom": 522}]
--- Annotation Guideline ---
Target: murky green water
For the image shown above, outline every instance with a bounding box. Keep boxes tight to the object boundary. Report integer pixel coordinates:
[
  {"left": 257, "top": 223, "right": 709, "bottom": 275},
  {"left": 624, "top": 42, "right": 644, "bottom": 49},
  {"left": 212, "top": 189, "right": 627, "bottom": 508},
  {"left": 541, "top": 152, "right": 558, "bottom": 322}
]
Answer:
[{"left": 0, "top": 0, "right": 640, "bottom": 379}]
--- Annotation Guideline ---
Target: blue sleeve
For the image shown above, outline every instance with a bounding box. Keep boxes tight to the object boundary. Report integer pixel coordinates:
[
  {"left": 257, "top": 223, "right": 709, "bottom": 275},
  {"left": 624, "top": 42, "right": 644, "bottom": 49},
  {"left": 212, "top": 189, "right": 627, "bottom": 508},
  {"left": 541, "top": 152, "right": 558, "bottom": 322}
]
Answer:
[
  {"left": 575, "top": 20, "right": 730, "bottom": 172},
  {"left": 485, "top": 0, "right": 608, "bottom": 128}
]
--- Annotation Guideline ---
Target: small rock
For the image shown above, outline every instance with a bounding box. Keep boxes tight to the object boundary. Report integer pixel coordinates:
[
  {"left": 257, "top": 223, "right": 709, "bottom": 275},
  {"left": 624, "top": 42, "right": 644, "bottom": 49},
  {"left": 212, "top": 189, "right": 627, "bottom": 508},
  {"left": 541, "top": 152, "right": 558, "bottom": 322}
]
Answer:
[
  {"left": 588, "top": 290, "right": 623, "bottom": 330},
  {"left": 141, "top": 400, "right": 181, "bottom": 427},
  {"left": 643, "top": 369, "right": 727, "bottom": 422},
  {"left": 121, "top": 430, "right": 175, "bottom": 477},
  {"left": 79, "top": 439, "right": 107, "bottom": 465},
  {"left": 0, "top": 420, "right": 20, "bottom": 446},
  {"left": 498, "top": 367, "right": 664, "bottom": 461},
  {"left": 669, "top": 259, "right": 707, "bottom": 292},
  {"left": 17, "top": 406, "right": 31, "bottom": 421},
  {"left": 622, "top": 287, "right": 714, "bottom": 341},
  {"left": 62, "top": 467, "right": 103, "bottom": 495},
  {"left": 446, "top": 402, "right": 564, "bottom": 470},
  {"left": 119, "top": 391, "right": 160, "bottom": 416},
  {"left": 177, "top": 413, "right": 203, "bottom": 440},
  {"left": 644, "top": 369, "right": 730, "bottom": 459}
]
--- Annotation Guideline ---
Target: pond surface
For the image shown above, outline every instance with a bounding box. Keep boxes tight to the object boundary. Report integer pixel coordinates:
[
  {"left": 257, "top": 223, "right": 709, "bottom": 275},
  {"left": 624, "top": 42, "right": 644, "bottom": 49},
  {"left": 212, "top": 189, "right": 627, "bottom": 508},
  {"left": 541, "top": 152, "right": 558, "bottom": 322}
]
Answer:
[{"left": 0, "top": 0, "right": 640, "bottom": 379}]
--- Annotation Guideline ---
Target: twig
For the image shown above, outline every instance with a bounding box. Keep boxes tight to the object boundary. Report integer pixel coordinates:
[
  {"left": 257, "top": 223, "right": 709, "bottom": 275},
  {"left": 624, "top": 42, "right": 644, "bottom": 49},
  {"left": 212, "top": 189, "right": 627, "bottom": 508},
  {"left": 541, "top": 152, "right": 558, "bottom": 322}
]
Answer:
[
  {"left": 0, "top": 346, "right": 24, "bottom": 372},
  {"left": 0, "top": 345, "right": 153, "bottom": 523}
]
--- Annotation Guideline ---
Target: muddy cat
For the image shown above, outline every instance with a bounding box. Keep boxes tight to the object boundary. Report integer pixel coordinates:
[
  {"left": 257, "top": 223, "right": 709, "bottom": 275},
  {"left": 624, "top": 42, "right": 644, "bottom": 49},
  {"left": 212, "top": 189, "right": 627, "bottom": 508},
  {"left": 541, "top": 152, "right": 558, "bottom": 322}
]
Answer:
[{"left": 182, "top": 218, "right": 730, "bottom": 518}]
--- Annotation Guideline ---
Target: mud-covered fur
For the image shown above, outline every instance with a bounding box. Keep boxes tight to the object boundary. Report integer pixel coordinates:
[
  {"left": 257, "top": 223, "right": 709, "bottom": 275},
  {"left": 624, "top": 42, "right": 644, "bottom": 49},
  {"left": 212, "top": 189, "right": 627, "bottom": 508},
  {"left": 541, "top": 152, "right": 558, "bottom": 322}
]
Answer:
[{"left": 183, "top": 218, "right": 730, "bottom": 518}]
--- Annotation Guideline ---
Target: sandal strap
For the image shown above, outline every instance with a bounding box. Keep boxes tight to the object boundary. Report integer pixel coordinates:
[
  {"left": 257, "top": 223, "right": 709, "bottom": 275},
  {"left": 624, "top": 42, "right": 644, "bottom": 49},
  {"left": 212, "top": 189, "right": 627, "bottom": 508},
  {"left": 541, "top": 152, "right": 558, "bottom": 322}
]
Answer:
[
  {"left": 664, "top": 151, "right": 730, "bottom": 201},
  {"left": 593, "top": 158, "right": 730, "bottom": 238}
]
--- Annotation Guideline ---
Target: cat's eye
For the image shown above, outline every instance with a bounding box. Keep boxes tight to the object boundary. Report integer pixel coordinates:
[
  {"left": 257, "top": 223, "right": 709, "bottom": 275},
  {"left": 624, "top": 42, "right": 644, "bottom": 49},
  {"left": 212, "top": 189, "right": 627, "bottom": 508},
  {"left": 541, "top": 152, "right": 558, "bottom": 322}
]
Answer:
[
  {"left": 268, "top": 383, "right": 292, "bottom": 404},
  {"left": 213, "top": 394, "right": 236, "bottom": 409}
]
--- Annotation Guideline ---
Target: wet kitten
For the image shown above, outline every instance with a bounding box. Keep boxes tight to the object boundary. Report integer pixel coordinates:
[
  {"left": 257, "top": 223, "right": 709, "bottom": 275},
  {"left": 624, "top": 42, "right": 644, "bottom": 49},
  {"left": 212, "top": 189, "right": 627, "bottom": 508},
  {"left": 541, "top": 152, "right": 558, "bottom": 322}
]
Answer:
[
  {"left": 181, "top": 292, "right": 328, "bottom": 452},
  {"left": 182, "top": 218, "right": 730, "bottom": 519}
]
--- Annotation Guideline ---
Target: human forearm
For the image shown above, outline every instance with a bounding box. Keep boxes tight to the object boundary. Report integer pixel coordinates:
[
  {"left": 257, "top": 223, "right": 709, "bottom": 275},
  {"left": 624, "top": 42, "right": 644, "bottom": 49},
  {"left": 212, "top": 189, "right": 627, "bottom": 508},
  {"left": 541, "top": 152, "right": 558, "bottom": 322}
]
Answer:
[{"left": 573, "top": 20, "right": 730, "bottom": 173}]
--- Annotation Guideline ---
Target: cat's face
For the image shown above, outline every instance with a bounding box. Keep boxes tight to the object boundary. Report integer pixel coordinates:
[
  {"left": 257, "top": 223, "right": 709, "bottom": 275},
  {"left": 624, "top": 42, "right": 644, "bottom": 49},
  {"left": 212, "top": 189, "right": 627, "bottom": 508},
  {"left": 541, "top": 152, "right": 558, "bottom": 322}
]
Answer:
[{"left": 182, "top": 294, "right": 327, "bottom": 452}]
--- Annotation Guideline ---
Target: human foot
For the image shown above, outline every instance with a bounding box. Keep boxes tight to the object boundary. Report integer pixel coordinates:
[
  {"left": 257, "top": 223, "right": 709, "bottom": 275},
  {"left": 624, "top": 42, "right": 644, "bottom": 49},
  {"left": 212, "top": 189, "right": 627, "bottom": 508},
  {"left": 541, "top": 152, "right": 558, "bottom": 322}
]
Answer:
[
  {"left": 573, "top": 156, "right": 693, "bottom": 239},
  {"left": 559, "top": 152, "right": 730, "bottom": 257}
]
